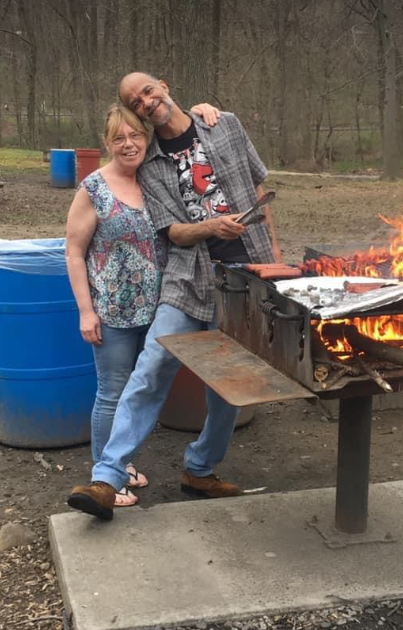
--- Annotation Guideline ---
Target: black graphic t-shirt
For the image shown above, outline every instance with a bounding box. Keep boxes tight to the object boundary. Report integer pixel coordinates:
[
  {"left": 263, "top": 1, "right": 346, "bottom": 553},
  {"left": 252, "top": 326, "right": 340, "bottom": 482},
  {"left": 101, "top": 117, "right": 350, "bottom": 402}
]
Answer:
[{"left": 157, "top": 122, "right": 249, "bottom": 263}]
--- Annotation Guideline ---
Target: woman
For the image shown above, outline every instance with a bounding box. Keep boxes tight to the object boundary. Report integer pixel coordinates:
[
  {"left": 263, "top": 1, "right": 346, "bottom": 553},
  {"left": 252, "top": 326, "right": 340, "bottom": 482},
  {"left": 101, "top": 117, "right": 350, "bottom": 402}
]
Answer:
[{"left": 66, "top": 103, "right": 218, "bottom": 507}]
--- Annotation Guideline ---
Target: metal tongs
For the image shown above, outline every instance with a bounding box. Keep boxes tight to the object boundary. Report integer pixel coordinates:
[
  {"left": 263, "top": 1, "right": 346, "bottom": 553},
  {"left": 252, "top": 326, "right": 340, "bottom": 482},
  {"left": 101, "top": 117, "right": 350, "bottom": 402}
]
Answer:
[{"left": 235, "top": 191, "right": 275, "bottom": 226}]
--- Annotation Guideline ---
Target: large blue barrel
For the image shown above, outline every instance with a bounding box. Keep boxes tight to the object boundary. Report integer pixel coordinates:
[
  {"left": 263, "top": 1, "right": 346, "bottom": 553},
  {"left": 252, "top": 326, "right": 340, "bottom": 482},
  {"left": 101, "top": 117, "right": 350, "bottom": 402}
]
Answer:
[
  {"left": 50, "top": 149, "right": 76, "bottom": 188},
  {"left": 0, "top": 239, "right": 96, "bottom": 447}
]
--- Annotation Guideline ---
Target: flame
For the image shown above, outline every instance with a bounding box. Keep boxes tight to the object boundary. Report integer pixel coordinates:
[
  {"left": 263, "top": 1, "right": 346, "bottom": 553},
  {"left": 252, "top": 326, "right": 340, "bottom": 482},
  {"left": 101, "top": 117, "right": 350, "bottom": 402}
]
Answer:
[
  {"left": 302, "top": 249, "right": 391, "bottom": 278},
  {"left": 301, "top": 214, "right": 403, "bottom": 278},
  {"left": 379, "top": 214, "right": 403, "bottom": 277},
  {"left": 301, "top": 214, "right": 403, "bottom": 356},
  {"left": 314, "top": 314, "right": 403, "bottom": 357}
]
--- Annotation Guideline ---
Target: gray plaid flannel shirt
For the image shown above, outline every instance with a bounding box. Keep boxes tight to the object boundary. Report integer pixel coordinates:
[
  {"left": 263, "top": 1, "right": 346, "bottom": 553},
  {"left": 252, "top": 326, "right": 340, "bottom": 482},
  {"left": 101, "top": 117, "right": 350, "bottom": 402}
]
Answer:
[{"left": 138, "top": 112, "right": 274, "bottom": 322}]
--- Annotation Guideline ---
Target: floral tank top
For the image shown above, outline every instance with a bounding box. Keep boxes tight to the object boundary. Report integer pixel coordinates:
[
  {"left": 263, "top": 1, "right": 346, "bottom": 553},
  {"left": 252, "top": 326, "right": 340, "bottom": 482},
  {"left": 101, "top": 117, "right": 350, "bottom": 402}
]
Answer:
[{"left": 81, "top": 171, "right": 167, "bottom": 328}]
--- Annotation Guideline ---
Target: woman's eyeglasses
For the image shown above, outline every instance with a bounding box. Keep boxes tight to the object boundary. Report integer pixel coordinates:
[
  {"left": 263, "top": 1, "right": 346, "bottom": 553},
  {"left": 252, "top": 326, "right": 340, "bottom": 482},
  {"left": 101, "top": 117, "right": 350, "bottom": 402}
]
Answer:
[{"left": 111, "top": 132, "right": 145, "bottom": 146}]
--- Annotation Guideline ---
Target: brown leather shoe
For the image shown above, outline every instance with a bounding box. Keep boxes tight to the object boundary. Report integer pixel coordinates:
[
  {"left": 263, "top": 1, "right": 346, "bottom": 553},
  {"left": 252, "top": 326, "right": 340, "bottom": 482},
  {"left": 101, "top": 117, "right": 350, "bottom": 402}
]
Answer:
[
  {"left": 181, "top": 472, "right": 243, "bottom": 498},
  {"left": 67, "top": 481, "right": 115, "bottom": 520}
]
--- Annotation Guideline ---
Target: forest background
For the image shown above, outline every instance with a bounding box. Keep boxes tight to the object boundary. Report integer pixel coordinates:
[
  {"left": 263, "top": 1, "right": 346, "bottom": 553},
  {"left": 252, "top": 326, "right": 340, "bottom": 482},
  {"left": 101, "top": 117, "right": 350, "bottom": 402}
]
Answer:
[{"left": 1, "top": 0, "right": 403, "bottom": 178}]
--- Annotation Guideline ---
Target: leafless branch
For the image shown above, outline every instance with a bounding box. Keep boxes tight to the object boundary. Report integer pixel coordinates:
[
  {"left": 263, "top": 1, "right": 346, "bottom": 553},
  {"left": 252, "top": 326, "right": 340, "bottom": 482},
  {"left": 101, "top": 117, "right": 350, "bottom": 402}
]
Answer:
[
  {"left": 0, "top": 27, "right": 31, "bottom": 46},
  {"left": 235, "top": 42, "right": 276, "bottom": 90},
  {"left": 318, "top": 65, "right": 381, "bottom": 97}
]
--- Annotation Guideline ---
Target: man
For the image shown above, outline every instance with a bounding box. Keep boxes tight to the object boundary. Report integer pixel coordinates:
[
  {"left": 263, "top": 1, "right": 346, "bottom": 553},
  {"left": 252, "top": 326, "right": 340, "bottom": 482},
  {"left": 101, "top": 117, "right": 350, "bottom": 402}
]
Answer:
[{"left": 68, "top": 72, "right": 278, "bottom": 520}]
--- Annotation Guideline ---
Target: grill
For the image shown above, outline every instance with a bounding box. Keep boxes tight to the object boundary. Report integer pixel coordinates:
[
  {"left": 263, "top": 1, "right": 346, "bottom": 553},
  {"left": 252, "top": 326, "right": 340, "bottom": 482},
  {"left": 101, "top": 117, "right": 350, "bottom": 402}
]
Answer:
[
  {"left": 158, "top": 257, "right": 403, "bottom": 544},
  {"left": 214, "top": 262, "right": 403, "bottom": 396}
]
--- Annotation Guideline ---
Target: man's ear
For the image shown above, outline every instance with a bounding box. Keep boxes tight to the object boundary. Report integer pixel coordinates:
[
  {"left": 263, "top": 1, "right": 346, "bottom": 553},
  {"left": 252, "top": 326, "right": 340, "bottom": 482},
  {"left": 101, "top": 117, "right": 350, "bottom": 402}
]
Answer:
[{"left": 159, "top": 79, "right": 170, "bottom": 94}]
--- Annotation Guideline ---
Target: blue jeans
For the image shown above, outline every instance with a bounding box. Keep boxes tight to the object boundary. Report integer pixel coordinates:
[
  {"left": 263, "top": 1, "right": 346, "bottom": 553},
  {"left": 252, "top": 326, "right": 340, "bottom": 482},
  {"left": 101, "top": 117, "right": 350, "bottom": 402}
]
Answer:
[
  {"left": 92, "top": 303, "right": 239, "bottom": 490},
  {"left": 91, "top": 323, "right": 149, "bottom": 462}
]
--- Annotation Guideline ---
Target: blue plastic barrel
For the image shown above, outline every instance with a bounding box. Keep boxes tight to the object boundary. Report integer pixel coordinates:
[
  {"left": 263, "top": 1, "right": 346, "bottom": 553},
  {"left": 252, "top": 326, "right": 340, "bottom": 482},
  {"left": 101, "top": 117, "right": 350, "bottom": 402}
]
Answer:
[
  {"left": 50, "top": 149, "right": 76, "bottom": 188},
  {"left": 0, "top": 239, "right": 96, "bottom": 447}
]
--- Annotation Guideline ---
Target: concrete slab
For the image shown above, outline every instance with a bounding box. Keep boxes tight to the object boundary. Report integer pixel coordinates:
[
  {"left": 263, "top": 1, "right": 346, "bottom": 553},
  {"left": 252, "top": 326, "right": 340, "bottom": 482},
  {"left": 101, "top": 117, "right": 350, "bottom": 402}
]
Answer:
[{"left": 49, "top": 482, "right": 403, "bottom": 630}]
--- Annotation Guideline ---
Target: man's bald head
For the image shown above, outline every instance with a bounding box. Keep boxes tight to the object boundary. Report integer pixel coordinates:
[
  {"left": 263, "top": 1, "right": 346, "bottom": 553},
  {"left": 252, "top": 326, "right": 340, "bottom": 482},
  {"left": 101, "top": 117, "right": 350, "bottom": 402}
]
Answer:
[
  {"left": 119, "top": 72, "right": 174, "bottom": 127},
  {"left": 119, "top": 72, "right": 159, "bottom": 104}
]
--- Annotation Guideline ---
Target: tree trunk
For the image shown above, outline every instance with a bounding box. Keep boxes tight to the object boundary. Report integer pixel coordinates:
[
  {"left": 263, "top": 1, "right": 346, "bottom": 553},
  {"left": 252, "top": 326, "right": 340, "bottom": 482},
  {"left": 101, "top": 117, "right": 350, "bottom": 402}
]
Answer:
[
  {"left": 169, "top": 0, "right": 184, "bottom": 100},
  {"left": 210, "top": 0, "right": 221, "bottom": 101},
  {"left": 129, "top": 1, "right": 139, "bottom": 71},
  {"left": 0, "top": 62, "right": 3, "bottom": 146},
  {"left": 355, "top": 86, "right": 364, "bottom": 163},
  {"left": 17, "top": 0, "right": 37, "bottom": 148},
  {"left": 89, "top": 2, "right": 98, "bottom": 99},
  {"left": 9, "top": 49, "right": 23, "bottom": 147},
  {"left": 376, "top": 18, "right": 385, "bottom": 137},
  {"left": 276, "top": 1, "right": 313, "bottom": 170},
  {"left": 170, "top": 0, "right": 211, "bottom": 108},
  {"left": 378, "top": 3, "right": 401, "bottom": 179}
]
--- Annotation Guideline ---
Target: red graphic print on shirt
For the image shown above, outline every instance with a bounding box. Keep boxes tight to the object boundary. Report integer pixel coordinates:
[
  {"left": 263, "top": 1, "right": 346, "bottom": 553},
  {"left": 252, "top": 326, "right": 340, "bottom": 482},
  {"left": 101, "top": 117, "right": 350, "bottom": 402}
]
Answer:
[{"left": 169, "top": 137, "right": 229, "bottom": 222}]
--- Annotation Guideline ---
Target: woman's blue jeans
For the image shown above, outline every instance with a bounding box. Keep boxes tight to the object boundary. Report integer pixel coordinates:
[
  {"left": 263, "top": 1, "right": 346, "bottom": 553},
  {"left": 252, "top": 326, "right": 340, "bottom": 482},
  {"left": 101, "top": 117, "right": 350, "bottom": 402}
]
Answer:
[
  {"left": 92, "top": 303, "right": 239, "bottom": 490},
  {"left": 91, "top": 323, "right": 149, "bottom": 462}
]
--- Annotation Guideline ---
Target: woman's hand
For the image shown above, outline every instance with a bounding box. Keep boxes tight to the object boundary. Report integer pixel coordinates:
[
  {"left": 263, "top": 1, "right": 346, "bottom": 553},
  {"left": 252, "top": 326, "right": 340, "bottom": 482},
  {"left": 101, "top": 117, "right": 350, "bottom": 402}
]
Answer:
[
  {"left": 190, "top": 103, "right": 221, "bottom": 127},
  {"left": 80, "top": 311, "right": 102, "bottom": 345}
]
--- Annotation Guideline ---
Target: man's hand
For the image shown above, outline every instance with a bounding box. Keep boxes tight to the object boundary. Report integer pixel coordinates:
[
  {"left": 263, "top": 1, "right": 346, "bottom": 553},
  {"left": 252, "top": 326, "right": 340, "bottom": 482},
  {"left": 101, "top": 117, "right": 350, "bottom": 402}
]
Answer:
[
  {"left": 207, "top": 214, "right": 246, "bottom": 240},
  {"left": 168, "top": 213, "right": 246, "bottom": 246},
  {"left": 80, "top": 311, "right": 102, "bottom": 345},
  {"left": 190, "top": 103, "right": 221, "bottom": 127}
]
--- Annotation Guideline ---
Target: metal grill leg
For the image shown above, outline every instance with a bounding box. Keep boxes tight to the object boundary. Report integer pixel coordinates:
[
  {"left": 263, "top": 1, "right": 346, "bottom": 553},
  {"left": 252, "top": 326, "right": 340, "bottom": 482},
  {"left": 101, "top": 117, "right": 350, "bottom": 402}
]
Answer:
[{"left": 335, "top": 396, "right": 372, "bottom": 534}]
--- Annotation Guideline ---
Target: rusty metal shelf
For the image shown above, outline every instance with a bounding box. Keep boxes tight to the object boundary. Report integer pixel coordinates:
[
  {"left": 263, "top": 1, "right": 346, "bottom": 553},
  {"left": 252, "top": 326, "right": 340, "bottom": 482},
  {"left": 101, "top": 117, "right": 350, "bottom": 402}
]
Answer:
[{"left": 157, "top": 329, "right": 315, "bottom": 406}]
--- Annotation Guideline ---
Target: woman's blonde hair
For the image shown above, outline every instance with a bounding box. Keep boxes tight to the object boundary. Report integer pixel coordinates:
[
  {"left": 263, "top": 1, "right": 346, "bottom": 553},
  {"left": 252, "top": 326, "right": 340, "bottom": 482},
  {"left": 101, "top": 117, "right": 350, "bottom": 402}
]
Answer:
[{"left": 104, "top": 103, "right": 152, "bottom": 146}]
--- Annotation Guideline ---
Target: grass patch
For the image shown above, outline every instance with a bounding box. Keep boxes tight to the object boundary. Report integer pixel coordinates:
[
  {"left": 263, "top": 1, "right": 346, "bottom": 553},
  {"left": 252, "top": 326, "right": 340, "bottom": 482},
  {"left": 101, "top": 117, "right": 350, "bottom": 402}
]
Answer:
[
  {"left": 0, "top": 147, "right": 108, "bottom": 179},
  {"left": 0, "top": 148, "right": 47, "bottom": 173},
  {"left": 333, "top": 158, "right": 382, "bottom": 174}
]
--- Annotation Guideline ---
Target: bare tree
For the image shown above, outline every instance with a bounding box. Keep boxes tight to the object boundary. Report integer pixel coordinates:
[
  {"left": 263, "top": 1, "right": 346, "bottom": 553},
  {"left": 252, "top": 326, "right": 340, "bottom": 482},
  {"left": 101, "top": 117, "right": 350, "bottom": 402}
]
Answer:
[
  {"left": 346, "top": 0, "right": 402, "bottom": 179},
  {"left": 377, "top": 1, "right": 401, "bottom": 178},
  {"left": 17, "top": 0, "right": 38, "bottom": 148},
  {"left": 273, "top": 0, "right": 317, "bottom": 169},
  {"left": 0, "top": 0, "right": 401, "bottom": 180}
]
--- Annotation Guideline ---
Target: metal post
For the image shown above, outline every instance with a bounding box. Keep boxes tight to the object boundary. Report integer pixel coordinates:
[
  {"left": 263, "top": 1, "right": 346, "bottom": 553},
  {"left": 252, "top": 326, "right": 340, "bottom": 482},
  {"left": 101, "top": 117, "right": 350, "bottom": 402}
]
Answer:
[{"left": 335, "top": 396, "right": 372, "bottom": 534}]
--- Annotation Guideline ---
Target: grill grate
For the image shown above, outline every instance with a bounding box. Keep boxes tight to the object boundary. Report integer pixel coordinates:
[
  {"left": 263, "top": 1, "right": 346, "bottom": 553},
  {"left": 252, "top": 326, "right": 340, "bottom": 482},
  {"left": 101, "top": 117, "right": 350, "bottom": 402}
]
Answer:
[{"left": 304, "top": 245, "right": 393, "bottom": 279}]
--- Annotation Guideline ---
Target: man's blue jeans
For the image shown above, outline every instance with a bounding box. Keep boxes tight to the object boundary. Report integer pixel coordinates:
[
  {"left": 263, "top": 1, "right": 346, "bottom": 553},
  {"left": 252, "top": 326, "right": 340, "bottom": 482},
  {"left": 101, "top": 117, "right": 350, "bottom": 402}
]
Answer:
[
  {"left": 92, "top": 304, "right": 239, "bottom": 490},
  {"left": 91, "top": 323, "right": 148, "bottom": 462}
]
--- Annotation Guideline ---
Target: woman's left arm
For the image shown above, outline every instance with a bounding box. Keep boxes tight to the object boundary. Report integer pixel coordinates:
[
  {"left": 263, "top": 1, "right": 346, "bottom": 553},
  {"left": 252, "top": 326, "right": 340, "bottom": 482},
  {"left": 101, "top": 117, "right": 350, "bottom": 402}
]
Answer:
[{"left": 190, "top": 103, "right": 221, "bottom": 127}]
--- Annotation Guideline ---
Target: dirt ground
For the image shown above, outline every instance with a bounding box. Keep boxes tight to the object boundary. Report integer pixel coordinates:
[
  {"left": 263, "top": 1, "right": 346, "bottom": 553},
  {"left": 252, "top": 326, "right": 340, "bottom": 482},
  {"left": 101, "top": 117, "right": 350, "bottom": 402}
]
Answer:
[{"left": 2, "top": 169, "right": 403, "bottom": 629}]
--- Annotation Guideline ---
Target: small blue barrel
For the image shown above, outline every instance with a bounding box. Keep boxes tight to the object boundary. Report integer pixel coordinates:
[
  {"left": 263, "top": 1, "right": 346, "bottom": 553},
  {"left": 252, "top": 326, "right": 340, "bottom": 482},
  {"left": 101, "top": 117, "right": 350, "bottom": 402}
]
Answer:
[
  {"left": 0, "top": 239, "right": 96, "bottom": 447},
  {"left": 50, "top": 149, "right": 76, "bottom": 188}
]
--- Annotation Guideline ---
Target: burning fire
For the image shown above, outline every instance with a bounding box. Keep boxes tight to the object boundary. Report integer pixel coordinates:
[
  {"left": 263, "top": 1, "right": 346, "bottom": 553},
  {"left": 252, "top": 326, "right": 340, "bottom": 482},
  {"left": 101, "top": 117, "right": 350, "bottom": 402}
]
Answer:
[
  {"left": 380, "top": 215, "right": 403, "bottom": 277},
  {"left": 301, "top": 215, "right": 403, "bottom": 279},
  {"left": 305, "top": 214, "right": 403, "bottom": 355},
  {"left": 314, "top": 315, "right": 403, "bottom": 357}
]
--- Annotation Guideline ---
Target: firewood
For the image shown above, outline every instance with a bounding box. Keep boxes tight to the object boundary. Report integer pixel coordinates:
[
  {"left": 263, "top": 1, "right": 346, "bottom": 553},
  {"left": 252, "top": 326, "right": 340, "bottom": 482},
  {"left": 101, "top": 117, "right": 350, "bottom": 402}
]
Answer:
[
  {"left": 317, "top": 359, "right": 361, "bottom": 376},
  {"left": 343, "top": 324, "right": 403, "bottom": 367},
  {"left": 314, "top": 365, "right": 329, "bottom": 382},
  {"left": 321, "top": 322, "right": 347, "bottom": 345},
  {"left": 355, "top": 357, "right": 393, "bottom": 393},
  {"left": 321, "top": 321, "right": 403, "bottom": 366},
  {"left": 321, "top": 369, "right": 348, "bottom": 389},
  {"left": 311, "top": 328, "right": 334, "bottom": 362}
]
